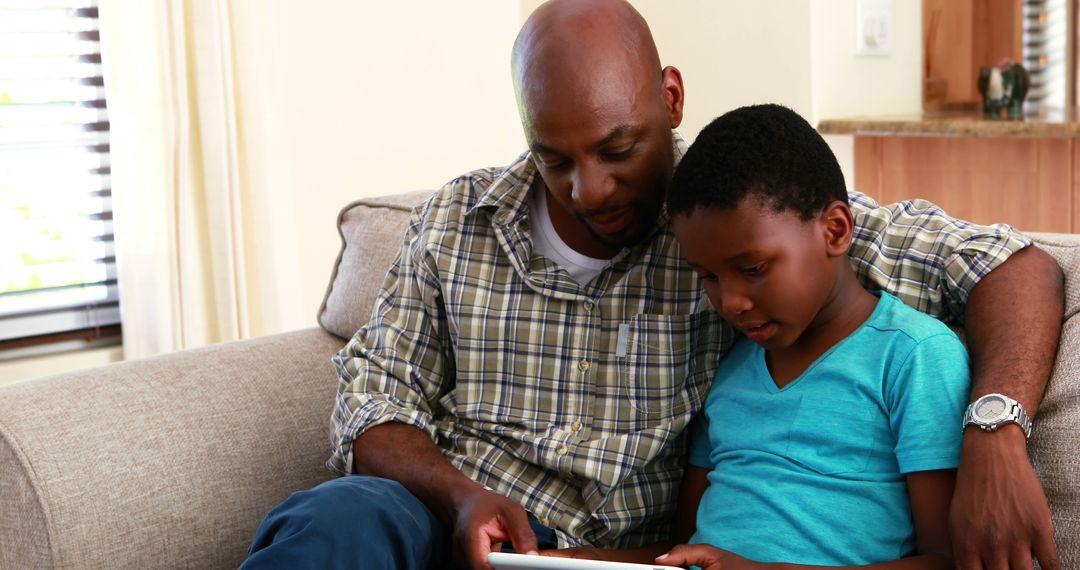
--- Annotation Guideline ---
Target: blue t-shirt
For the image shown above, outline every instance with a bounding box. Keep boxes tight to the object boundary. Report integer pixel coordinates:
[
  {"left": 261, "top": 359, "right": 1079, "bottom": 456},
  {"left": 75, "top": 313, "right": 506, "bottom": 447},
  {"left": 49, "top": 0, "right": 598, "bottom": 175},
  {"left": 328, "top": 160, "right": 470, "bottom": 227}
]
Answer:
[{"left": 687, "top": 292, "right": 970, "bottom": 566}]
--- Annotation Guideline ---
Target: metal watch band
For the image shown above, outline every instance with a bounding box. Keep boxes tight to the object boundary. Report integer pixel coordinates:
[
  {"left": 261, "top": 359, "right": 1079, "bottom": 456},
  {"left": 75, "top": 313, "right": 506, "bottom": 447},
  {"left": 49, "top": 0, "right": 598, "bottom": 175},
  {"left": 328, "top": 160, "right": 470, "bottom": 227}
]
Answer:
[{"left": 1010, "top": 400, "right": 1033, "bottom": 439}]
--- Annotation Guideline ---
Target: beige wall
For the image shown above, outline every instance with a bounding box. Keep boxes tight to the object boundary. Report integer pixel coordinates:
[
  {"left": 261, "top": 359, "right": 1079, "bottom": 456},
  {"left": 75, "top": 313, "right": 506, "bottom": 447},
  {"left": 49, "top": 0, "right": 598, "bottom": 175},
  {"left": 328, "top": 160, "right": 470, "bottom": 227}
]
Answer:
[
  {"left": 233, "top": 0, "right": 924, "bottom": 337},
  {"left": 579, "top": 0, "right": 816, "bottom": 140},
  {"left": 810, "top": 0, "right": 923, "bottom": 192},
  {"left": 213, "top": 0, "right": 922, "bottom": 334},
  {"left": 228, "top": 1, "right": 527, "bottom": 336},
  {"left": 12, "top": 1, "right": 923, "bottom": 382}
]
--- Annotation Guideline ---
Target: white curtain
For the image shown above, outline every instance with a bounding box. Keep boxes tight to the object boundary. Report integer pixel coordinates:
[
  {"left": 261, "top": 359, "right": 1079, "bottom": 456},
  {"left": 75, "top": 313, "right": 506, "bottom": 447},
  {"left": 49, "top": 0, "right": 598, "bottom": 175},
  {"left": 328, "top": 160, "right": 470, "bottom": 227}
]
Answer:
[{"left": 100, "top": 0, "right": 251, "bottom": 358}]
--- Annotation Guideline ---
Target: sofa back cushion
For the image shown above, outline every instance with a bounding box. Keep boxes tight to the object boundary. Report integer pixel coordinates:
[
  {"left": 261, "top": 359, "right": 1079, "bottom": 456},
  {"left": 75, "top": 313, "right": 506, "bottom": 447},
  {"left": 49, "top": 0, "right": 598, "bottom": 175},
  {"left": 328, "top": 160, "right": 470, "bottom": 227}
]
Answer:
[
  {"left": 1024, "top": 232, "right": 1080, "bottom": 567},
  {"left": 317, "top": 190, "right": 432, "bottom": 339}
]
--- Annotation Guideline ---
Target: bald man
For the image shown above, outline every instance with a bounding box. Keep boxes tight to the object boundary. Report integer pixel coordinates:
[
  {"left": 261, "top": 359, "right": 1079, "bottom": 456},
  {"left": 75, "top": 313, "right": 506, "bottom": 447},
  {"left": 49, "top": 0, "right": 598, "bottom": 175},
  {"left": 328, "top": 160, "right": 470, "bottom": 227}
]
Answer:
[{"left": 242, "top": 2, "right": 1063, "bottom": 569}]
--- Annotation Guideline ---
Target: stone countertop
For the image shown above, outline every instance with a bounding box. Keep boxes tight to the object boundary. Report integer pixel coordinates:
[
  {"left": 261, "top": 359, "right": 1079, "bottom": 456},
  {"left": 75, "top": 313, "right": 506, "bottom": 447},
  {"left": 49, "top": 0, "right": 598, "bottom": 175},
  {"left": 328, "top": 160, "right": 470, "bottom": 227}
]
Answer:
[{"left": 817, "top": 109, "right": 1080, "bottom": 138}]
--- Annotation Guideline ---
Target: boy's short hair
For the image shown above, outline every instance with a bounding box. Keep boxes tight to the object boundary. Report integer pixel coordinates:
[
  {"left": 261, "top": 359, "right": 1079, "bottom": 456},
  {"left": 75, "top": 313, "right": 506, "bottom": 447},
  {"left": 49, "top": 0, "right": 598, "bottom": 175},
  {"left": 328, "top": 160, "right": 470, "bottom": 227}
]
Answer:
[{"left": 667, "top": 104, "right": 847, "bottom": 221}]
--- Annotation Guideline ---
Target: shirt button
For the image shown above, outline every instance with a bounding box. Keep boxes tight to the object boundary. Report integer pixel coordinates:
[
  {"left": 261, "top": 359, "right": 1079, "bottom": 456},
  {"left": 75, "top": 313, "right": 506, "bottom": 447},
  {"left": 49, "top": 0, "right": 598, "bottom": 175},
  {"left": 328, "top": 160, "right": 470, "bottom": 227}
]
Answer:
[
  {"left": 577, "top": 360, "right": 590, "bottom": 372},
  {"left": 571, "top": 421, "right": 583, "bottom": 432},
  {"left": 556, "top": 444, "right": 569, "bottom": 456},
  {"left": 583, "top": 300, "right": 594, "bottom": 312}
]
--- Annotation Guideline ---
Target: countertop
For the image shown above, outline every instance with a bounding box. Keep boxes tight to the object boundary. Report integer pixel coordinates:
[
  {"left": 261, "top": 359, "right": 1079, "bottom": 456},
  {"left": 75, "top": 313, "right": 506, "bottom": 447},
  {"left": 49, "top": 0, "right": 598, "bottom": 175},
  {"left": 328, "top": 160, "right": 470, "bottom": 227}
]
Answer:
[{"left": 817, "top": 108, "right": 1080, "bottom": 138}]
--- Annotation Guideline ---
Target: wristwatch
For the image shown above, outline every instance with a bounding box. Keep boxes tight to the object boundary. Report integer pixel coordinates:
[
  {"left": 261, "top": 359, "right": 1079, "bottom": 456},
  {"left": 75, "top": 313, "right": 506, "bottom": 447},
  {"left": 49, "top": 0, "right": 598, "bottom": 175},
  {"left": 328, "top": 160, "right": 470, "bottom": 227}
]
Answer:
[{"left": 963, "top": 393, "right": 1033, "bottom": 440}]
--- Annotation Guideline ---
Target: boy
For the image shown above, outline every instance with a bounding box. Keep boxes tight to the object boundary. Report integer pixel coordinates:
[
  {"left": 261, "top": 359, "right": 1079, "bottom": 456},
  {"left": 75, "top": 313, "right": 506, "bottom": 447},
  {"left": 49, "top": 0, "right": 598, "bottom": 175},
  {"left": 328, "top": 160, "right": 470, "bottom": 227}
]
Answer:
[{"left": 656, "top": 104, "right": 969, "bottom": 569}]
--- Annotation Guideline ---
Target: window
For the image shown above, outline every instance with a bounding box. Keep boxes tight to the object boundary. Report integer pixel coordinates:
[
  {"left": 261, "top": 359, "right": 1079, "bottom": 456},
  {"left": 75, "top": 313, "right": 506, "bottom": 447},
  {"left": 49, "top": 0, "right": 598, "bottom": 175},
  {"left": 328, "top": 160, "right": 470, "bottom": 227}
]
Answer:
[
  {"left": 1023, "top": 0, "right": 1070, "bottom": 110},
  {"left": 0, "top": 0, "right": 119, "bottom": 356}
]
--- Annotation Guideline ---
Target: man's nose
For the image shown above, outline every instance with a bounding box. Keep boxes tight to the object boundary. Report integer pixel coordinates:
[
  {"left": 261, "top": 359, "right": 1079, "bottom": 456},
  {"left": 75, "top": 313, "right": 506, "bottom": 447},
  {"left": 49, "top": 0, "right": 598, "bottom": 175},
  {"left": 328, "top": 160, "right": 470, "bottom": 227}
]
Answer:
[{"left": 571, "top": 161, "right": 616, "bottom": 211}]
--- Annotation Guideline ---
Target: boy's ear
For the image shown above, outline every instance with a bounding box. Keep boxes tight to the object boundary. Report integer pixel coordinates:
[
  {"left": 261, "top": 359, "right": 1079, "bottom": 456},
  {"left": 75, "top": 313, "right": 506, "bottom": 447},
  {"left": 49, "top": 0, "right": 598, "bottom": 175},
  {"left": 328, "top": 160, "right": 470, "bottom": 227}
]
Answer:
[{"left": 820, "top": 200, "right": 854, "bottom": 258}]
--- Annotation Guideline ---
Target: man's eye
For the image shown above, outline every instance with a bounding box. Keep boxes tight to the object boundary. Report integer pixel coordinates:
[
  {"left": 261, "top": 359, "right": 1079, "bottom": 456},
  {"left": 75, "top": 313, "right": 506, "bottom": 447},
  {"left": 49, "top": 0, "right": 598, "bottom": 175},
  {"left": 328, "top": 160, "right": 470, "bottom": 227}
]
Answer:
[
  {"left": 740, "top": 263, "right": 766, "bottom": 276},
  {"left": 698, "top": 273, "right": 718, "bottom": 283},
  {"left": 601, "top": 145, "right": 635, "bottom": 162}
]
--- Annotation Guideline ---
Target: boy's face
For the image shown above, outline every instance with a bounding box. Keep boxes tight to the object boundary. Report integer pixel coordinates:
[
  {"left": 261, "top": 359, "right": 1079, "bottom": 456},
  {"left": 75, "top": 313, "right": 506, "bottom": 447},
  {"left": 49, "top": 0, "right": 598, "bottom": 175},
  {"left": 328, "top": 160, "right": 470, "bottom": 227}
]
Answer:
[{"left": 672, "top": 196, "right": 846, "bottom": 351}]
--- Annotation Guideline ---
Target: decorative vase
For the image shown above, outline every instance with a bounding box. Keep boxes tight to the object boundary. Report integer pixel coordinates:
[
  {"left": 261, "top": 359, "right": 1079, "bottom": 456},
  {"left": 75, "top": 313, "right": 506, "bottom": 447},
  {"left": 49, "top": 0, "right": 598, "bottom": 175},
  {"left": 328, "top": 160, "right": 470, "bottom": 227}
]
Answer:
[{"left": 978, "top": 59, "right": 1029, "bottom": 119}]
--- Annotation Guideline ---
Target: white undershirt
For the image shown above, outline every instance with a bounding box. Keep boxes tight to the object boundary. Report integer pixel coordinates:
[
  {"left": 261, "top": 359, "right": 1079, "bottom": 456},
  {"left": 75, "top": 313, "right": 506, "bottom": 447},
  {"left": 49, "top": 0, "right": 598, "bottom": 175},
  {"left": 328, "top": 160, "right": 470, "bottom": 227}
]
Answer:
[{"left": 530, "top": 184, "right": 609, "bottom": 286}]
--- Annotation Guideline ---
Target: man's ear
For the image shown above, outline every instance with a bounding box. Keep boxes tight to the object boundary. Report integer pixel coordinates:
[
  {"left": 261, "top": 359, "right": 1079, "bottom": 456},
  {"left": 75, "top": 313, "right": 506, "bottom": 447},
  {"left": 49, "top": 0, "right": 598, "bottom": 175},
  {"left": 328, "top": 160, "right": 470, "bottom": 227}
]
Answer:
[
  {"left": 661, "top": 66, "right": 685, "bottom": 128},
  {"left": 821, "top": 200, "right": 854, "bottom": 258}
]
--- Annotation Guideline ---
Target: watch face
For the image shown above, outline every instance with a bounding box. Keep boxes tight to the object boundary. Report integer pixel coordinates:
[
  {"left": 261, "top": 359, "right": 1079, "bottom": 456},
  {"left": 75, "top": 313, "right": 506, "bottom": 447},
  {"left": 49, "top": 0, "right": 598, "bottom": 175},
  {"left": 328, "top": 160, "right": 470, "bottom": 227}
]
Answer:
[{"left": 974, "top": 395, "right": 1008, "bottom": 421}]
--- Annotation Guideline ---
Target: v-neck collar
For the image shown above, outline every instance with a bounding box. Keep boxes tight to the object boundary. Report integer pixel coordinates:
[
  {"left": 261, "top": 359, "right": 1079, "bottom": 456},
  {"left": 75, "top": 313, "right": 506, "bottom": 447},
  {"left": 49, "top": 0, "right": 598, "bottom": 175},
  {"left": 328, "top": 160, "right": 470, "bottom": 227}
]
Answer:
[{"left": 753, "top": 292, "right": 889, "bottom": 394}]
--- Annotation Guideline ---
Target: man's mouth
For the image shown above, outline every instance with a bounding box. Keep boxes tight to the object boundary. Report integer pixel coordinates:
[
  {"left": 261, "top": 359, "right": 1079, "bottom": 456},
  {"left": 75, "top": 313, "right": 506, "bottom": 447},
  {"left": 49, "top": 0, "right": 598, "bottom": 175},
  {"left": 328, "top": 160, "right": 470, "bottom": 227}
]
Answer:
[{"left": 586, "top": 207, "right": 633, "bottom": 235}]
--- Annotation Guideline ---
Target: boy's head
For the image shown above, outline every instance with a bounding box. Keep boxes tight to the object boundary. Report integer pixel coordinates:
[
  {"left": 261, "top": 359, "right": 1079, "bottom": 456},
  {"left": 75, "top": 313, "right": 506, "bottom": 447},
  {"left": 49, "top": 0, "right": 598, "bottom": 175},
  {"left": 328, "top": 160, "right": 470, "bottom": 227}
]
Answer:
[{"left": 667, "top": 104, "right": 856, "bottom": 349}]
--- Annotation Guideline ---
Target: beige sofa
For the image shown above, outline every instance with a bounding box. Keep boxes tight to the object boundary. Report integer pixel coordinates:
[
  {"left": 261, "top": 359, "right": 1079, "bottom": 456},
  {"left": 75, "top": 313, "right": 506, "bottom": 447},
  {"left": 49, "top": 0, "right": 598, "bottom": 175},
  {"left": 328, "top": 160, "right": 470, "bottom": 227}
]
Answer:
[{"left": 2, "top": 190, "right": 1078, "bottom": 569}]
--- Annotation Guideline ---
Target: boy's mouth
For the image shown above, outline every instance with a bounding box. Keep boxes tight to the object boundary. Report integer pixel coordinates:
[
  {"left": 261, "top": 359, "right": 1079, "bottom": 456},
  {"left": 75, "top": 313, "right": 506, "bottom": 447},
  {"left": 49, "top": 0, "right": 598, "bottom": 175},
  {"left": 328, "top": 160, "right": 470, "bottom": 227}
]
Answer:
[{"left": 739, "top": 321, "right": 776, "bottom": 342}]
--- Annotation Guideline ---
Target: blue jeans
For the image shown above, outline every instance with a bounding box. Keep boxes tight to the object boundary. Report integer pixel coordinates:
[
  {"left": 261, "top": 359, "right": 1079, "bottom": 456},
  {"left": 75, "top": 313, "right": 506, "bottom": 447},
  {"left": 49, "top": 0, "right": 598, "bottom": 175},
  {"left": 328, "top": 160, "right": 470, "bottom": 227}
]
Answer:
[{"left": 241, "top": 475, "right": 557, "bottom": 570}]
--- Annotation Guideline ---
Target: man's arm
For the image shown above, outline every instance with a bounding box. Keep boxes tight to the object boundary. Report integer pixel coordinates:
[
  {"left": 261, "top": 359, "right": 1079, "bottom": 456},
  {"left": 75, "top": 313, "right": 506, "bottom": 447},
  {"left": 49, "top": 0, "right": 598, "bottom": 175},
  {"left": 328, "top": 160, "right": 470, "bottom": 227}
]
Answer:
[
  {"left": 847, "top": 193, "right": 1065, "bottom": 569},
  {"left": 330, "top": 197, "right": 537, "bottom": 570},
  {"left": 951, "top": 244, "right": 1064, "bottom": 570}
]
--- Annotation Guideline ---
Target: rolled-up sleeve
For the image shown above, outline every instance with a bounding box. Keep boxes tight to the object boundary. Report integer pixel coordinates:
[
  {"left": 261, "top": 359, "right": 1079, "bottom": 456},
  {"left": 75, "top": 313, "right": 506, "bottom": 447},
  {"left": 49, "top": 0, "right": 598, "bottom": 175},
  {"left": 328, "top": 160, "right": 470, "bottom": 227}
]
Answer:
[
  {"left": 326, "top": 204, "right": 453, "bottom": 475},
  {"left": 848, "top": 192, "right": 1032, "bottom": 324}
]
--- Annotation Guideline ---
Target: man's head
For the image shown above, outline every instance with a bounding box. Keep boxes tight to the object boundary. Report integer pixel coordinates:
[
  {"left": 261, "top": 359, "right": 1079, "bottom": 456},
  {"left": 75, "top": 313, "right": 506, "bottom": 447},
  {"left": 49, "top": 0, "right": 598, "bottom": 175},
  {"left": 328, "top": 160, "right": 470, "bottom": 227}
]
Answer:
[
  {"left": 667, "top": 104, "right": 854, "bottom": 349},
  {"left": 512, "top": 0, "right": 684, "bottom": 258}
]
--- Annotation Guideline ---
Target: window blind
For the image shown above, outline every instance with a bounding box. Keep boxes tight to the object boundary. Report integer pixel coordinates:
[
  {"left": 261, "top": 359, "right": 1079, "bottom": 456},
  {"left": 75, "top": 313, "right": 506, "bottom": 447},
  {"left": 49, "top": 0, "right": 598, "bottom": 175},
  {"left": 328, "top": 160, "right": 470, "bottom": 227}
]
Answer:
[
  {"left": 1023, "top": 0, "right": 1069, "bottom": 109},
  {"left": 0, "top": 0, "right": 119, "bottom": 345}
]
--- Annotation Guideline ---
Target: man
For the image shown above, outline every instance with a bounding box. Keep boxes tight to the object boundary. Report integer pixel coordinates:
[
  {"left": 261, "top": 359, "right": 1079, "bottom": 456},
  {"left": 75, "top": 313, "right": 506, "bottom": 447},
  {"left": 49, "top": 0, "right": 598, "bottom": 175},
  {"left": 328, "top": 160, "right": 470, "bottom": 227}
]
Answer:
[{"left": 243, "top": 2, "right": 1064, "bottom": 569}]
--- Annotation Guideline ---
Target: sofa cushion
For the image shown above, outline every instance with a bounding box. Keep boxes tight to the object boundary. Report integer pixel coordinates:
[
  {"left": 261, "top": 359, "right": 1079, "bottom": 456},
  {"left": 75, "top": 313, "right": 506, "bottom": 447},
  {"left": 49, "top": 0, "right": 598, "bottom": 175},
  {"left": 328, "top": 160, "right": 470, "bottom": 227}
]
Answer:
[
  {"left": 1025, "top": 232, "right": 1080, "bottom": 567},
  {"left": 318, "top": 190, "right": 433, "bottom": 339}
]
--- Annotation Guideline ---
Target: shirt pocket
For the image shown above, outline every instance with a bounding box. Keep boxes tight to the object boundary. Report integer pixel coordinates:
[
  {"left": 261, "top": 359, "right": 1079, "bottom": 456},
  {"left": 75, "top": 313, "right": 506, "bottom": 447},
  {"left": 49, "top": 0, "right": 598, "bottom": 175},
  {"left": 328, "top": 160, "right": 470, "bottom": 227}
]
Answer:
[
  {"left": 785, "top": 395, "right": 876, "bottom": 475},
  {"left": 616, "top": 312, "right": 704, "bottom": 421}
]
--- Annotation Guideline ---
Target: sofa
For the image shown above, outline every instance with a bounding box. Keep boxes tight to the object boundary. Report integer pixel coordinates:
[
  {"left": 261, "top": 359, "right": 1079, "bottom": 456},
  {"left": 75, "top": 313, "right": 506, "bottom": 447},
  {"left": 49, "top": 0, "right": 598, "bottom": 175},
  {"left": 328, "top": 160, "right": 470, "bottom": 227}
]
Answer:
[{"left": 2, "top": 190, "right": 1078, "bottom": 569}]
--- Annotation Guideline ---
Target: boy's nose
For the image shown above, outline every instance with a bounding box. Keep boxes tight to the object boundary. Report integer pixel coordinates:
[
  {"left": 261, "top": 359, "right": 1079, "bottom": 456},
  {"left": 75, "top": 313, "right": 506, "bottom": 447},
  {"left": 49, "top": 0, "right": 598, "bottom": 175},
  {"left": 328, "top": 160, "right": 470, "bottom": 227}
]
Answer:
[{"left": 721, "top": 292, "right": 753, "bottom": 316}]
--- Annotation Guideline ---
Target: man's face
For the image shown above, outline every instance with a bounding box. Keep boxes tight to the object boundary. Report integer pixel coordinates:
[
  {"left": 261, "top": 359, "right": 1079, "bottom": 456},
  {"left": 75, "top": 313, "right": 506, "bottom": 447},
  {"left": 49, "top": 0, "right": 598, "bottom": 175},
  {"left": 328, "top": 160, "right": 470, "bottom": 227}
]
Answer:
[
  {"left": 520, "top": 65, "right": 681, "bottom": 255},
  {"left": 672, "top": 198, "right": 836, "bottom": 351}
]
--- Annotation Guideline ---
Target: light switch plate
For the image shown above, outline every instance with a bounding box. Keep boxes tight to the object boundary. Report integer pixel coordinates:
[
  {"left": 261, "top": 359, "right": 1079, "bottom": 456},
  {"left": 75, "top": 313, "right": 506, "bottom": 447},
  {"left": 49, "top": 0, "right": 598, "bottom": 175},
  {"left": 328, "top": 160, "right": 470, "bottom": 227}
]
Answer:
[{"left": 856, "top": 0, "right": 892, "bottom": 57}]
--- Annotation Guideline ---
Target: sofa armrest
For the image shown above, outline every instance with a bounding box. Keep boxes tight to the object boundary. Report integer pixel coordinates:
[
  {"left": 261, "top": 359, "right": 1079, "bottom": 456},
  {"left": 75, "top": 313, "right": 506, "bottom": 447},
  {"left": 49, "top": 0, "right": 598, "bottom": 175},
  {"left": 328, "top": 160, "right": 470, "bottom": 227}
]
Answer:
[{"left": 0, "top": 327, "right": 345, "bottom": 570}]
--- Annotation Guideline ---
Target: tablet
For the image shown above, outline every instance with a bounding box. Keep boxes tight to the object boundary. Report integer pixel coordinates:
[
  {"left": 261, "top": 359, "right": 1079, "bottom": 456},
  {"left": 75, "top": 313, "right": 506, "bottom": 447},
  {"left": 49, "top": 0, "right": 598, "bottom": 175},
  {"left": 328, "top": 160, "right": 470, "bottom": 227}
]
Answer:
[{"left": 487, "top": 551, "right": 683, "bottom": 570}]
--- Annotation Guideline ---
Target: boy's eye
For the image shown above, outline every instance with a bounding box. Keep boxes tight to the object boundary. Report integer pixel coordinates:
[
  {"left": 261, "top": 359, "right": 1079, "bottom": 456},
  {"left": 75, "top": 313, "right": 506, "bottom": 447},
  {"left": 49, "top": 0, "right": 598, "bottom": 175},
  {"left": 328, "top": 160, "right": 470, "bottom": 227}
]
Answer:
[
  {"left": 698, "top": 272, "right": 718, "bottom": 283},
  {"left": 740, "top": 263, "right": 767, "bottom": 276}
]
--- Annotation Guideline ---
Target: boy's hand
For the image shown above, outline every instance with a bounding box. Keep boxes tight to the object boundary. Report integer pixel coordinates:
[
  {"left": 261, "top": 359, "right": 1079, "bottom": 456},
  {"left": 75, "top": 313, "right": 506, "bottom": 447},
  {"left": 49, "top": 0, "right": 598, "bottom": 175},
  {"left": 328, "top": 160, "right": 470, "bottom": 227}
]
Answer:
[{"left": 657, "top": 544, "right": 767, "bottom": 570}]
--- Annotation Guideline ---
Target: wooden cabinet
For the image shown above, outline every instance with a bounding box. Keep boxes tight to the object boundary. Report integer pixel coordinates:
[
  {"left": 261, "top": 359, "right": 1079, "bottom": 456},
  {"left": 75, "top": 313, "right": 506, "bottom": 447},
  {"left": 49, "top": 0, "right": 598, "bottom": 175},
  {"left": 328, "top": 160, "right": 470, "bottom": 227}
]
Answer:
[
  {"left": 853, "top": 135, "right": 1073, "bottom": 233},
  {"left": 820, "top": 111, "right": 1080, "bottom": 234}
]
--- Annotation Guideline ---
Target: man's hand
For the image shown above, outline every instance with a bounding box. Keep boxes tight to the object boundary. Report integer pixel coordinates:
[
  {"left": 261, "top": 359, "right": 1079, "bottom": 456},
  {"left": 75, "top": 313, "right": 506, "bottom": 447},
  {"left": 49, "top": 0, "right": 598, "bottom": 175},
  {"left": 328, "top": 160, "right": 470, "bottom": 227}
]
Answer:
[
  {"left": 452, "top": 486, "right": 537, "bottom": 570},
  {"left": 657, "top": 544, "right": 765, "bottom": 570},
  {"left": 952, "top": 244, "right": 1064, "bottom": 569},
  {"left": 949, "top": 428, "right": 1060, "bottom": 570}
]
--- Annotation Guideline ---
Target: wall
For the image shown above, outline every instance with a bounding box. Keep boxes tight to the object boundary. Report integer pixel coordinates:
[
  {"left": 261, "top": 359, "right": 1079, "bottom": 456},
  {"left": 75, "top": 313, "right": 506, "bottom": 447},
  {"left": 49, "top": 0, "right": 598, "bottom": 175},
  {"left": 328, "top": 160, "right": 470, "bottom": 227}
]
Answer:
[
  {"left": 585, "top": 0, "right": 815, "bottom": 141},
  {"left": 520, "top": 0, "right": 924, "bottom": 188},
  {"left": 10, "top": 1, "right": 924, "bottom": 382},
  {"left": 809, "top": 0, "right": 923, "bottom": 193},
  {"left": 229, "top": 1, "right": 527, "bottom": 335},
  {"left": 230, "top": 0, "right": 923, "bottom": 334}
]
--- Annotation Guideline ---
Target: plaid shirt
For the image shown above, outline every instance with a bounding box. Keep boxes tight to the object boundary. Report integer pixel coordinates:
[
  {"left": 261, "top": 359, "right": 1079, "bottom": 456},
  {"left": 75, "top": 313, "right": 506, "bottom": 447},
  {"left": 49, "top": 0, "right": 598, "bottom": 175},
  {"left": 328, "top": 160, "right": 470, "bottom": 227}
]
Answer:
[{"left": 329, "top": 133, "right": 1031, "bottom": 548}]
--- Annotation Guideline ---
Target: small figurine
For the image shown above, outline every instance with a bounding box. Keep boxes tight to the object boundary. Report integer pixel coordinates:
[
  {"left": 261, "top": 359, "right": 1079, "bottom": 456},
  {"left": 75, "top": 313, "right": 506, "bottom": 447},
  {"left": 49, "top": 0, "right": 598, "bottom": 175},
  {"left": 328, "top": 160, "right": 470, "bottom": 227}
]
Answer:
[{"left": 978, "top": 59, "right": 1029, "bottom": 119}]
